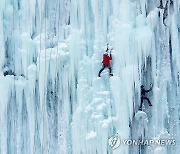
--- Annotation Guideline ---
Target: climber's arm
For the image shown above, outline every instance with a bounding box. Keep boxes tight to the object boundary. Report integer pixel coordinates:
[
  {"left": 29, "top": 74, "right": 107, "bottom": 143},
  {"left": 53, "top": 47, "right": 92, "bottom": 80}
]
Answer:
[
  {"left": 145, "top": 84, "right": 153, "bottom": 93},
  {"left": 109, "top": 54, "right": 112, "bottom": 60}
]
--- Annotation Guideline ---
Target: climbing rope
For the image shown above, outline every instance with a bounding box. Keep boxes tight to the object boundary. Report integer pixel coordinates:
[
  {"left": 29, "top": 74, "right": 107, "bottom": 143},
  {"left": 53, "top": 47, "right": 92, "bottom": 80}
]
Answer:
[
  {"left": 38, "top": 1, "right": 47, "bottom": 153},
  {"left": 149, "top": 4, "right": 154, "bottom": 86},
  {"left": 55, "top": 0, "right": 60, "bottom": 78},
  {"left": 42, "top": 10, "right": 47, "bottom": 153},
  {"left": 42, "top": 2, "right": 47, "bottom": 153},
  {"left": 38, "top": 0, "right": 43, "bottom": 152},
  {"left": 131, "top": 2, "right": 138, "bottom": 154},
  {"left": 132, "top": 0, "right": 138, "bottom": 120}
]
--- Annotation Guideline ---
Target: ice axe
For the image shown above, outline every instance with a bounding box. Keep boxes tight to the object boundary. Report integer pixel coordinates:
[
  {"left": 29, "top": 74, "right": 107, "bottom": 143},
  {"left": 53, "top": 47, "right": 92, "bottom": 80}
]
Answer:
[
  {"left": 107, "top": 43, "right": 109, "bottom": 51},
  {"left": 110, "top": 48, "right": 113, "bottom": 54},
  {"left": 150, "top": 83, "right": 153, "bottom": 90}
]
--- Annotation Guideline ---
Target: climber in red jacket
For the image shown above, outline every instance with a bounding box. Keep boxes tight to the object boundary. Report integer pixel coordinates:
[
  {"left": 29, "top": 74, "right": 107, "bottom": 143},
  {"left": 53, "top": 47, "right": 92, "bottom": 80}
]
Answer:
[{"left": 98, "top": 49, "right": 113, "bottom": 77}]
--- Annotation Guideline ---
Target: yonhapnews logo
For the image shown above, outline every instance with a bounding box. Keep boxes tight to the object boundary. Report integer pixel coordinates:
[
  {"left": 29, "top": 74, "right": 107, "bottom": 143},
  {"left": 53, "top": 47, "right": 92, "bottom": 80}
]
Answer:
[
  {"left": 108, "top": 134, "right": 176, "bottom": 149},
  {"left": 108, "top": 133, "right": 121, "bottom": 149}
]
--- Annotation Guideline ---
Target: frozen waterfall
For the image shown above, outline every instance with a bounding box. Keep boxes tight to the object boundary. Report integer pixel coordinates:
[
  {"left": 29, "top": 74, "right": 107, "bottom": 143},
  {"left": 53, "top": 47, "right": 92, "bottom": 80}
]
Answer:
[{"left": 0, "top": 0, "right": 180, "bottom": 153}]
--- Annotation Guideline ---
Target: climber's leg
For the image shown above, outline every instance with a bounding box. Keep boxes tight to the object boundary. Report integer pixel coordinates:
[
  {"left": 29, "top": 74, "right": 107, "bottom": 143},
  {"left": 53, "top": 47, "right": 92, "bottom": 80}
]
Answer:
[
  {"left": 98, "top": 65, "right": 106, "bottom": 77},
  {"left": 144, "top": 97, "right": 152, "bottom": 106},
  {"left": 139, "top": 97, "right": 143, "bottom": 111},
  {"left": 108, "top": 65, "right": 113, "bottom": 76}
]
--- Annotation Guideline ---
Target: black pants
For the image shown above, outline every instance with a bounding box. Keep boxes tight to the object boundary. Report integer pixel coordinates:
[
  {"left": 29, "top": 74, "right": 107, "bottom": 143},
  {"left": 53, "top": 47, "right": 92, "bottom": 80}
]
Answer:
[
  {"left": 139, "top": 96, "right": 152, "bottom": 109},
  {"left": 98, "top": 64, "right": 112, "bottom": 77},
  {"left": 158, "top": 11, "right": 167, "bottom": 26}
]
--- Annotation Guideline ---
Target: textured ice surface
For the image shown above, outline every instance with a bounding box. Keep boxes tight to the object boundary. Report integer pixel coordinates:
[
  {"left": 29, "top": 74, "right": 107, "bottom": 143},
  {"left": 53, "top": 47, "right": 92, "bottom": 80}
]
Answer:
[{"left": 0, "top": 0, "right": 180, "bottom": 154}]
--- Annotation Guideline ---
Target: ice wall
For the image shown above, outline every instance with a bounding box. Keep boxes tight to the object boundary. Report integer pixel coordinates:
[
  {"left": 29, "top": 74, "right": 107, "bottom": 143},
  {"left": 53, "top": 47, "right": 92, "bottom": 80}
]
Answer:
[{"left": 0, "top": 0, "right": 180, "bottom": 154}]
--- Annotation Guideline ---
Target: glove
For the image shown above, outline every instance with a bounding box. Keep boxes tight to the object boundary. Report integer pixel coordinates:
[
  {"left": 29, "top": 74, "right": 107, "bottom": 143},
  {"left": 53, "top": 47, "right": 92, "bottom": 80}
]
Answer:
[{"left": 150, "top": 83, "right": 153, "bottom": 88}]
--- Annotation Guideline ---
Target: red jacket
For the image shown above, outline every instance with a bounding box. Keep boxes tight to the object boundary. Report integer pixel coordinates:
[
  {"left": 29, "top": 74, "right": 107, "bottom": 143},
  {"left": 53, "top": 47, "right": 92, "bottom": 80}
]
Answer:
[{"left": 102, "top": 54, "right": 112, "bottom": 65}]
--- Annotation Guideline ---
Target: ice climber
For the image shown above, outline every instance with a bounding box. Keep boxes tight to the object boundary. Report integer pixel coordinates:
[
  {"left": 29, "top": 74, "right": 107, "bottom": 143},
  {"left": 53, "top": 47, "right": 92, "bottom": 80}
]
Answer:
[
  {"left": 139, "top": 84, "right": 153, "bottom": 111},
  {"left": 158, "top": 0, "right": 164, "bottom": 9},
  {"left": 98, "top": 48, "right": 113, "bottom": 77},
  {"left": 158, "top": 0, "right": 169, "bottom": 25}
]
